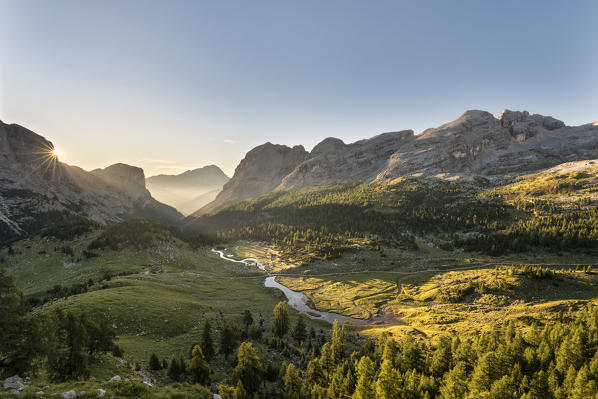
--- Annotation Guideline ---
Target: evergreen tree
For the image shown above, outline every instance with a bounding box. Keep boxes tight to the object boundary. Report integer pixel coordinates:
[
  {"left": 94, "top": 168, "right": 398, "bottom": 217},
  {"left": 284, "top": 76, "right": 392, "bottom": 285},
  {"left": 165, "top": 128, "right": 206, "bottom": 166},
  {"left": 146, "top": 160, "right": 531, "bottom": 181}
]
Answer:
[
  {"left": 273, "top": 301, "right": 290, "bottom": 338},
  {"left": 233, "top": 380, "right": 247, "bottom": 399},
  {"left": 243, "top": 310, "right": 253, "bottom": 328},
  {"left": 439, "top": 362, "right": 469, "bottom": 399},
  {"left": 330, "top": 320, "right": 346, "bottom": 365},
  {"left": 353, "top": 356, "right": 376, "bottom": 399},
  {"left": 327, "top": 365, "right": 346, "bottom": 399},
  {"left": 149, "top": 353, "right": 161, "bottom": 370},
  {"left": 430, "top": 337, "right": 452, "bottom": 377},
  {"left": 291, "top": 314, "right": 307, "bottom": 344},
  {"left": 220, "top": 322, "right": 236, "bottom": 359},
  {"left": 306, "top": 358, "right": 325, "bottom": 387},
  {"left": 375, "top": 359, "right": 400, "bottom": 399},
  {"left": 201, "top": 319, "right": 215, "bottom": 360},
  {"left": 283, "top": 363, "right": 304, "bottom": 399},
  {"left": 232, "top": 342, "right": 264, "bottom": 395},
  {"left": 48, "top": 311, "right": 90, "bottom": 381},
  {"left": 188, "top": 345, "right": 210, "bottom": 385},
  {"left": 179, "top": 352, "right": 187, "bottom": 375},
  {"left": 168, "top": 356, "right": 182, "bottom": 381}
]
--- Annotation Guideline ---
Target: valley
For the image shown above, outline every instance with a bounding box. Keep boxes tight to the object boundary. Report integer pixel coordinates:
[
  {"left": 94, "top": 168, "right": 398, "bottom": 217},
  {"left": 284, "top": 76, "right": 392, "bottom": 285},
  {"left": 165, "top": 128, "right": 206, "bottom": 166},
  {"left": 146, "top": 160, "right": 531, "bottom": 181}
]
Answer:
[{"left": 1, "top": 112, "right": 598, "bottom": 398}]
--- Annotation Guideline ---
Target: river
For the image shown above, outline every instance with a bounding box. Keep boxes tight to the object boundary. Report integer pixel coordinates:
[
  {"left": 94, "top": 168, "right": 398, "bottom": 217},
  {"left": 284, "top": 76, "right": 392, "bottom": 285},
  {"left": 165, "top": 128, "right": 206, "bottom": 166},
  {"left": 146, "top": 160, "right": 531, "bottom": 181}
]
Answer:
[{"left": 211, "top": 248, "right": 365, "bottom": 325}]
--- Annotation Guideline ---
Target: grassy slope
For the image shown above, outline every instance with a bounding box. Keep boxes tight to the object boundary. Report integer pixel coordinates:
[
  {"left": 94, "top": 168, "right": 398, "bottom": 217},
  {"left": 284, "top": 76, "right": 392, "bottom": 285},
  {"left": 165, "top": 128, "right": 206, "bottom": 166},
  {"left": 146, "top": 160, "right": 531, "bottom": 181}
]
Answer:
[
  {"left": 1, "top": 230, "right": 329, "bottom": 391},
  {"left": 225, "top": 163, "right": 598, "bottom": 341},
  {"left": 483, "top": 159, "right": 598, "bottom": 208}
]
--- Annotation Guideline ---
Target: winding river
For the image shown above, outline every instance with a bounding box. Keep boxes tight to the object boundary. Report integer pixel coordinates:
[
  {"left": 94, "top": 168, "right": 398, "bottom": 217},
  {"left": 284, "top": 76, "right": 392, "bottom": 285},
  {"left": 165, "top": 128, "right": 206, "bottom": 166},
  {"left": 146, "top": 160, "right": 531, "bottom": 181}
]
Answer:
[{"left": 211, "top": 248, "right": 365, "bottom": 325}]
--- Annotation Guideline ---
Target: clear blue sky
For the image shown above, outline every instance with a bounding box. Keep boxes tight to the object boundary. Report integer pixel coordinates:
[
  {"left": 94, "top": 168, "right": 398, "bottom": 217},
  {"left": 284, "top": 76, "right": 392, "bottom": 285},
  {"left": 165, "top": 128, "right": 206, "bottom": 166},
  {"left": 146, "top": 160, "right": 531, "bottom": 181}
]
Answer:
[{"left": 1, "top": 0, "right": 596, "bottom": 176}]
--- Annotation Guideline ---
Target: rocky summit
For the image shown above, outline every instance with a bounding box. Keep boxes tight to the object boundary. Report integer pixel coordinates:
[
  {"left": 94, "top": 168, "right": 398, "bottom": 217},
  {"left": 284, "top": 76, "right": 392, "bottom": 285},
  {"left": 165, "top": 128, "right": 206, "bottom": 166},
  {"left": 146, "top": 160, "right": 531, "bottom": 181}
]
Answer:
[
  {"left": 0, "top": 120, "right": 182, "bottom": 241},
  {"left": 193, "top": 109, "right": 598, "bottom": 215}
]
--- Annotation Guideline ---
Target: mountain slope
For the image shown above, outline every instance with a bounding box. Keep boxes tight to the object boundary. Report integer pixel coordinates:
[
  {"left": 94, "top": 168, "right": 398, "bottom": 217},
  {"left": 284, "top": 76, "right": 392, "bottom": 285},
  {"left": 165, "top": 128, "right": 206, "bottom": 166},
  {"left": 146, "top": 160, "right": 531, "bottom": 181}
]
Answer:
[
  {"left": 192, "top": 142, "right": 309, "bottom": 216},
  {"left": 192, "top": 109, "right": 597, "bottom": 216},
  {"left": 145, "top": 165, "right": 229, "bottom": 215},
  {"left": 0, "top": 120, "right": 183, "bottom": 241}
]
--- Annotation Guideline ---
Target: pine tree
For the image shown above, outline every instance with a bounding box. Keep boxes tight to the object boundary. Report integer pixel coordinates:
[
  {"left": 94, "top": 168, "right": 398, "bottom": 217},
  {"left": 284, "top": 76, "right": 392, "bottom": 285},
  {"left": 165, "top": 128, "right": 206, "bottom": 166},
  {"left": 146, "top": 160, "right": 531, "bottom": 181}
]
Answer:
[
  {"left": 178, "top": 353, "right": 187, "bottom": 375},
  {"left": 220, "top": 322, "right": 236, "bottom": 359},
  {"left": 439, "top": 362, "right": 468, "bottom": 399},
  {"left": 168, "top": 356, "right": 181, "bottom": 381},
  {"left": 353, "top": 356, "right": 376, "bottom": 399},
  {"left": 330, "top": 320, "right": 345, "bottom": 365},
  {"left": 306, "top": 358, "right": 325, "bottom": 387},
  {"left": 233, "top": 380, "right": 247, "bottom": 399},
  {"left": 327, "top": 365, "right": 346, "bottom": 399},
  {"left": 149, "top": 353, "right": 161, "bottom": 370},
  {"left": 232, "top": 342, "right": 264, "bottom": 395},
  {"left": 283, "top": 363, "right": 304, "bottom": 399},
  {"left": 273, "top": 301, "right": 290, "bottom": 338},
  {"left": 201, "top": 319, "right": 215, "bottom": 360},
  {"left": 188, "top": 345, "right": 210, "bottom": 385},
  {"left": 375, "top": 358, "right": 400, "bottom": 399},
  {"left": 292, "top": 314, "right": 307, "bottom": 344},
  {"left": 243, "top": 310, "right": 253, "bottom": 328}
]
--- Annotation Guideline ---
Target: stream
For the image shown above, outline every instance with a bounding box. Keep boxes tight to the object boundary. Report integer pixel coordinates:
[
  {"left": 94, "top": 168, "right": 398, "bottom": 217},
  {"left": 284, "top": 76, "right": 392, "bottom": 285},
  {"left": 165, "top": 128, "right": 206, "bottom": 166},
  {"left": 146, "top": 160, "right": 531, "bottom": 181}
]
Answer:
[{"left": 211, "top": 248, "right": 365, "bottom": 325}]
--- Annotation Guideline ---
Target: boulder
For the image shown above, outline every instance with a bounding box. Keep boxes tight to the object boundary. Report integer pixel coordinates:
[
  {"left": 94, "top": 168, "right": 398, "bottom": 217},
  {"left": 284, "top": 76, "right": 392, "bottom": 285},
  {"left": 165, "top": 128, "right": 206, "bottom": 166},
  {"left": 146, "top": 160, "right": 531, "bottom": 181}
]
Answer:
[
  {"left": 109, "top": 375, "right": 121, "bottom": 382},
  {"left": 3, "top": 375, "right": 25, "bottom": 390},
  {"left": 98, "top": 389, "right": 106, "bottom": 397},
  {"left": 77, "top": 391, "right": 86, "bottom": 398},
  {"left": 62, "top": 390, "right": 77, "bottom": 399}
]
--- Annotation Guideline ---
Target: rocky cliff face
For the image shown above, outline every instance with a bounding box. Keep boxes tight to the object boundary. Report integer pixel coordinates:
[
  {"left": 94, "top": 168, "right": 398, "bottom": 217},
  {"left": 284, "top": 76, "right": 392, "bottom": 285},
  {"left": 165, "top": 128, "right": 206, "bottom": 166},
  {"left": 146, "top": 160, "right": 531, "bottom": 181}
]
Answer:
[
  {"left": 378, "top": 110, "right": 597, "bottom": 178},
  {"left": 0, "top": 120, "right": 183, "bottom": 241},
  {"left": 192, "top": 109, "right": 598, "bottom": 216},
  {"left": 192, "top": 143, "right": 309, "bottom": 215}
]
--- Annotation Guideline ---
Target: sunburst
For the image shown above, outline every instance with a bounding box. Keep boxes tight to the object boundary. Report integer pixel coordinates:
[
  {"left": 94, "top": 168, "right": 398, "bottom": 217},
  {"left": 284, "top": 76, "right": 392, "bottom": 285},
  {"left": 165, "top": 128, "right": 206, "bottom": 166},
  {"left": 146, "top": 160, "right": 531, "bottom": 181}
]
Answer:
[{"left": 27, "top": 143, "right": 63, "bottom": 181}]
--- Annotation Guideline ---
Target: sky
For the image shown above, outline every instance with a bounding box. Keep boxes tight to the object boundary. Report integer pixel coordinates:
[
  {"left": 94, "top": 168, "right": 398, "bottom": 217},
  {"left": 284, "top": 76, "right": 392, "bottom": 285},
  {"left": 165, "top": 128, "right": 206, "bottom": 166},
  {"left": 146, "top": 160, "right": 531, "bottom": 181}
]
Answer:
[{"left": 1, "top": 0, "right": 597, "bottom": 177}]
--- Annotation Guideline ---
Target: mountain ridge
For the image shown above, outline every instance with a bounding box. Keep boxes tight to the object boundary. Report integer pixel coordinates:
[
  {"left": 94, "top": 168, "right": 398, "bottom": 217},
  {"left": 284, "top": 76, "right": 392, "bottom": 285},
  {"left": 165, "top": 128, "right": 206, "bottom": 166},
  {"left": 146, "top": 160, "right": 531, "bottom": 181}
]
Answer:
[
  {"left": 191, "top": 109, "right": 598, "bottom": 217},
  {"left": 0, "top": 120, "right": 183, "bottom": 241}
]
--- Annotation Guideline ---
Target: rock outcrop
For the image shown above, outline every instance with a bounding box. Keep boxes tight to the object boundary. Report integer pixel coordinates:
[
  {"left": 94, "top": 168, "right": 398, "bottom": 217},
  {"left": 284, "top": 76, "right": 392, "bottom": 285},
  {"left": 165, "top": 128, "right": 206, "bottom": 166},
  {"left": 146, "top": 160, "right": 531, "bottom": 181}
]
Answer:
[
  {"left": 0, "top": 120, "right": 183, "bottom": 241},
  {"left": 191, "top": 109, "right": 598, "bottom": 218},
  {"left": 193, "top": 143, "right": 309, "bottom": 215}
]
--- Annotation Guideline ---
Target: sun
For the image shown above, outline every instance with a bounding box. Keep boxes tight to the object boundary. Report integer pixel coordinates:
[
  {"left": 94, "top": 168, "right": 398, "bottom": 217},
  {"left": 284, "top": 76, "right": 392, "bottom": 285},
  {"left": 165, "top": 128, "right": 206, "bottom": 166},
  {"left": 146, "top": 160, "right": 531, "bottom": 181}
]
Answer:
[{"left": 52, "top": 148, "right": 61, "bottom": 157}]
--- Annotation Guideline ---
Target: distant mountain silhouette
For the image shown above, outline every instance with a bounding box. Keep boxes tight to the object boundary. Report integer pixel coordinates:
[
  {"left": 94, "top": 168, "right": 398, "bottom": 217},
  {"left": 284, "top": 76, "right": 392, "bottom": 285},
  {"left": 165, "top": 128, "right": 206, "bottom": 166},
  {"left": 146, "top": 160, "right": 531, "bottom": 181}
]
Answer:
[{"left": 146, "top": 166, "right": 229, "bottom": 215}]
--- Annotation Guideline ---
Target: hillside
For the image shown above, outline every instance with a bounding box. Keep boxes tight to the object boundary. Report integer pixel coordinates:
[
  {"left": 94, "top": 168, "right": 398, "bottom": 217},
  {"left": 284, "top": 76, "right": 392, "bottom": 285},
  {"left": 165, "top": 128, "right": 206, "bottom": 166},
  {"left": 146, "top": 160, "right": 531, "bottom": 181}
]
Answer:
[
  {"left": 0, "top": 121, "right": 183, "bottom": 242},
  {"left": 146, "top": 166, "right": 229, "bottom": 215},
  {"left": 192, "top": 109, "right": 598, "bottom": 215}
]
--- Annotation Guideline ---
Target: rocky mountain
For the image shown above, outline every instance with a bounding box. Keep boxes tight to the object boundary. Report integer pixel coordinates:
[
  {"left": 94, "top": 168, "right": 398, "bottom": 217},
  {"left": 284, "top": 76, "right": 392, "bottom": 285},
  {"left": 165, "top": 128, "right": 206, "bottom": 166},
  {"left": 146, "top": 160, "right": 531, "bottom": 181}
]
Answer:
[
  {"left": 192, "top": 109, "right": 598, "bottom": 216},
  {"left": 145, "top": 166, "right": 229, "bottom": 215},
  {"left": 194, "top": 143, "right": 309, "bottom": 215},
  {"left": 0, "top": 120, "right": 183, "bottom": 242}
]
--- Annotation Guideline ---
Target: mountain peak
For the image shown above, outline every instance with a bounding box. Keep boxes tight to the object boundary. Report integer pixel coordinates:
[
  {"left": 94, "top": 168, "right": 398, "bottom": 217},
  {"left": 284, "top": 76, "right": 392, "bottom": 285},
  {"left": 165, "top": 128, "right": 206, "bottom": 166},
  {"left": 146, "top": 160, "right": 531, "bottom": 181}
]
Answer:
[
  {"left": 498, "top": 109, "right": 565, "bottom": 131},
  {"left": 311, "top": 137, "right": 346, "bottom": 155},
  {"left": 91, "top": 163, "right": 147, "bottom": 199}
]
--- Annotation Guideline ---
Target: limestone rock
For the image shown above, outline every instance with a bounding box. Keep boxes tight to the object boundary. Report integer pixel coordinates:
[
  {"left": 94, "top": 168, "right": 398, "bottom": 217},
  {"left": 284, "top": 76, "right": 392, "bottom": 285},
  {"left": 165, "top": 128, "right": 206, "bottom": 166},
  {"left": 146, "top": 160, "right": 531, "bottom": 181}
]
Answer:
[
  {"left": 62, "top": 390, "right": 76, "bottom": 399},
  {"left": 3, "top": 375, "right": 25, "bottom": 390},
  {"left": 98, "top": 389, "right": 106, "bottom": 397},
  {"left": 192, "top": 142, "right": 309, "bottom": 215},
  {"left": 186, "top": 108, "right": 598, "bottom": 223},
  {"left": 109, "top": 375, "right": 121, "bottom": 382},
  {"left": 0, "top": 120, "right": 183, "bottom": 241}
]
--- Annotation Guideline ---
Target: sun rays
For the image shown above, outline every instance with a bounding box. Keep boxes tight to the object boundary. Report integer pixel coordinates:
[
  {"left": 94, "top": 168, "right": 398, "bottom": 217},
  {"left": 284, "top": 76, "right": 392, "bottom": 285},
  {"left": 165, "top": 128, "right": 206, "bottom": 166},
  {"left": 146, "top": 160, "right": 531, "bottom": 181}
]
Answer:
[{"left": 28, "top": 143, "right": 63, "bottom": 181}]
